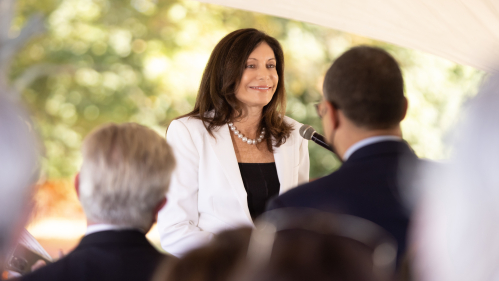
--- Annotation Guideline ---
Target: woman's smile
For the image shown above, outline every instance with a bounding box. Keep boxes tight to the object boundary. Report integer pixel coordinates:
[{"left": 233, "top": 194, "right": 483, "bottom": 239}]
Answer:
[
  {"left": 249, "top": 85, "right": 273, "bottom": 91},
  {"left": 235, "top": 42, "right": 279, "bottom": 109}
]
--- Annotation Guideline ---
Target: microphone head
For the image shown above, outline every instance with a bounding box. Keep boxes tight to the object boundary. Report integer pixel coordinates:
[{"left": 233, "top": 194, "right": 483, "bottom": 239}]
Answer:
[{"left": 299, "top": 124, "right": 316, "bottom": 140}]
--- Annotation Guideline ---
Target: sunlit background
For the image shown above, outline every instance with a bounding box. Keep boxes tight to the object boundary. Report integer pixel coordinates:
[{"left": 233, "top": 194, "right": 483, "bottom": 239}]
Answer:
[{"left": 8, "top": 0, "right": 484, "bottom": 256}]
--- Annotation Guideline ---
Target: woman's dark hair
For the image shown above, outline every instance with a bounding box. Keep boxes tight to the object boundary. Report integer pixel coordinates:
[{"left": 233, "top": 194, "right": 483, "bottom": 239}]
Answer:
[{"left": 179, "top": 28, "right": 292, "bottom": 151}]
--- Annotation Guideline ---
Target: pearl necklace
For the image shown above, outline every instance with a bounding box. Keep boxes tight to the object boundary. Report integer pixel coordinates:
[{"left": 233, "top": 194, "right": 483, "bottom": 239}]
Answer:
[{"left": 228, "top": 123, "right": 265, "bottom": 145}]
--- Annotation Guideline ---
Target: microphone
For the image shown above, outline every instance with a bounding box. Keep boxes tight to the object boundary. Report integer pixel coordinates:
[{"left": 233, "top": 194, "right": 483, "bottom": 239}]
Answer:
[{"left": 299, "top": 124, "right": 334, "bottom": 153}]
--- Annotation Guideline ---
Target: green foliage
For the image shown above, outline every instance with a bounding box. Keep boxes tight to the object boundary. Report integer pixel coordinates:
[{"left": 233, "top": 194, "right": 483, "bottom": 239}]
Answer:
[{"left": 11, "top": 0, "right": 484, "bottom": 179}]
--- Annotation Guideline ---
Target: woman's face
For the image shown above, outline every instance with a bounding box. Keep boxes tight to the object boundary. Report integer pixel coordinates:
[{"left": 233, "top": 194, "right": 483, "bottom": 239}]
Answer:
[{"left": 235, "top": 42, "right": 279, "bottom": 111}]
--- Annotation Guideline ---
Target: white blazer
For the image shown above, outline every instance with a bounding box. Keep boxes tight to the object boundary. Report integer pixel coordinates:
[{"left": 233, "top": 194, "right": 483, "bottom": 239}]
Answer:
[{"left": 157, "top": 115, "right": 309, "bottom": 257}]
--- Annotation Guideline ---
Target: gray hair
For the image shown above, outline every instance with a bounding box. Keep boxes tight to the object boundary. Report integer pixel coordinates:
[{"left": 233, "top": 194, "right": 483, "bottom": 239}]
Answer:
[
  {"left": 0, "top": 93, "right": 39, "bottom": 259},
  {"left": 79, "top": 123, "right": 175, "bottom": 231}
]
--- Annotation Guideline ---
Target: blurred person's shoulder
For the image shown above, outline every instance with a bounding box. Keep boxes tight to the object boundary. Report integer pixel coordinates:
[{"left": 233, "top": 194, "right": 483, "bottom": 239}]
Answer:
[
  {"left": 20, "top": 235, "right": 168, "bottom": 281},
  {"left": 19, "top": 256, "right": 68, "bottom": 281}
]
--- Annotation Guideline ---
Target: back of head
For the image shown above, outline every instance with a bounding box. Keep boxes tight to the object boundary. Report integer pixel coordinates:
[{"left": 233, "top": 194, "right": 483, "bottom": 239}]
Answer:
[
  {"left": 155, "top": 228, "right": 252, "bottom": 281},
  {"left": 246, "top": 230, "right": 377, "bottom": 281},
  {"left": 79, "top": 123, "right": 175, "bottom": 231},
  {"left": 237, "top": 209, "right": 396, "bottom": 281},
  {"left": 323, "top": 46, "right": 405, "bottom": 129},
  {"left": 0, "top": 94, "right": 39, "bottom": 261}
]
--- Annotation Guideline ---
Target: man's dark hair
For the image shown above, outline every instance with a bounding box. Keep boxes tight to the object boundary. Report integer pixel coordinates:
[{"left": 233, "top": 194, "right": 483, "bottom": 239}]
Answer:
[{"left": 323, "top": 46, "right": 405, "bottom": 129}]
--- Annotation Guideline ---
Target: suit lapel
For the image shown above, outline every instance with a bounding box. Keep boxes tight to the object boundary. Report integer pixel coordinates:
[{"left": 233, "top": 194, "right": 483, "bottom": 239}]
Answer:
[
  {"left": 207, "top": 124, "right": 252, "bottom": 223},
  {"left": 274, "top": 136, "right": 295, "bottom": 194}
]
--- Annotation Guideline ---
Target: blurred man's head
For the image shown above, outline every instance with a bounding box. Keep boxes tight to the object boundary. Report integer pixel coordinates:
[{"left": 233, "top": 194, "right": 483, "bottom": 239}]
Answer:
[
  {"left": 319, "top": 46, "right": 407, "bottom": 158},
  {"left": 155, "top": 228, "right": 252, "bottom": 281},
  {"left": 0, "top": 94, "right": 39, "bottom": 264},
  {"left": 78, "top": 123, "right": 175, "bottom": 232},
  {"left": 246, "top": 230, "right": 379, "bottom": 281}
]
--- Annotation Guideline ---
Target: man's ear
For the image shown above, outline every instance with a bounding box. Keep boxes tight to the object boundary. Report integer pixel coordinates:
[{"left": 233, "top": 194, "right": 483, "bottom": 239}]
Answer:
[
  {"left": 153, "top": 197, "right": 167, "bottom": 223},
  {"left": 74, "top": 173, "right": 80, "bottom": 199},
  {"left": 325, "top": 101, "right": 340, "bottom": 129},
  {"left": 400, "top": 97, "right": 408, "bottom": 121}
]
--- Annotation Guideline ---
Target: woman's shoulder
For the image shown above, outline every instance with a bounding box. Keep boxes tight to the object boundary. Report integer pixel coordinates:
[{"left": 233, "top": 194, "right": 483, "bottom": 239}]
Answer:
[
  {"left": 283, "top": 116, "right": 303, "bottom": 133},
  {"left": 173, "top": 110, "right": 216, "bottom": 127},
  {"left": 167, "top": 116, "right": 209, "bottom": 138},
  {"left": 172, "top": 115, "right": 207, "bottom": 128}
]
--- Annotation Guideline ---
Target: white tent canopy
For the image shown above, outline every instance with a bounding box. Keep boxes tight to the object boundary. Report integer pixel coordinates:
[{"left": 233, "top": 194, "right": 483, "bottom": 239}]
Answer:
[{"left": 197, "top": 0, "right": 499, "bottom": 73}]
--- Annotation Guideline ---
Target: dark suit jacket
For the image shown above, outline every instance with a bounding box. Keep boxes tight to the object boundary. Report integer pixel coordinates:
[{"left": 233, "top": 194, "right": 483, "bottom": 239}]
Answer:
[
  {"left": 21, "top": 230, "right": 168, "bottom": 281},
  {"left": 267, "top": 140, "right": 418, "bottom": 261}
]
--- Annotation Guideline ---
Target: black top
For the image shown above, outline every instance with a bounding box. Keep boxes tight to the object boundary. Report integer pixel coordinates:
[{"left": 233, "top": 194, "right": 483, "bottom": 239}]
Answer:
[{"left": 238, "top": 162, "right": 280, "bottom": 220}]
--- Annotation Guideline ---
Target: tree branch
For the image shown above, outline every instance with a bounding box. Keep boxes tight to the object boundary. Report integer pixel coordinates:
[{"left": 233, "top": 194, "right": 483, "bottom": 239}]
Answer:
[
  {"left": 13, "top": 63, "right": 76, "bottom": 93},
  {"left": 0, "top": 13, "right": 45, "bottom": 66},
  {"left": 0, "top": 0, "right": 15, "bottom": 44}
]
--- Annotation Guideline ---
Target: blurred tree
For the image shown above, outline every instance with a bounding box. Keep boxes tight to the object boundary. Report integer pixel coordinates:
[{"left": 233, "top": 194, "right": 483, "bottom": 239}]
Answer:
[
  {"left": 0, "top": 0, "right": 45, "bottom": 94},
  {"left": 10, "top": 0, "right": 484, "bottom": 181}
]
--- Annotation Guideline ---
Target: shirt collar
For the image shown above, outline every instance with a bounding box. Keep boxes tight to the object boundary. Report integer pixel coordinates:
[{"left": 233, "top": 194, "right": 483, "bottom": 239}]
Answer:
[
  {"left": 85, "top": 224, "right": 140, "bottom": 236},
  {"left": 343, "top": 135, "right": 402, "bottom": 161}
]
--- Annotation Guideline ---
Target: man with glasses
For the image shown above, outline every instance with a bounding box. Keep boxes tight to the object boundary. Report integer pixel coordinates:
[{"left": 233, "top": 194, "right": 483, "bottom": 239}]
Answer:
[{"left": 267, "top": 46, "right": 418, "bottom": 263}]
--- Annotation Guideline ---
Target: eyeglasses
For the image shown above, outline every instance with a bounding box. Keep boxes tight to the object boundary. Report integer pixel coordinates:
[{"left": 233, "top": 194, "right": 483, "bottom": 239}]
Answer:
[
  {"left": 315, "top": 100, "right": 339, "bottom": 119},
  {"left": 314, "top": 102, "right": 326, "bottom": 119}
]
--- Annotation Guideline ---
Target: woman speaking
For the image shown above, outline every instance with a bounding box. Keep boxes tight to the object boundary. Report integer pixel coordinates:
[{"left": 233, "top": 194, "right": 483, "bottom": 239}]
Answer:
[{"left": 158, "top": 29, "right": 309, "bottom": 256}]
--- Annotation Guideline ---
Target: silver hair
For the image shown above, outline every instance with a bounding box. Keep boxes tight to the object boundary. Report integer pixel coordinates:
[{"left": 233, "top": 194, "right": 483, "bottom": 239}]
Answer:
[
  {"left": 0, "top": 93, "right": 39, "bottom": 259},
  {"left": 79, "top": 123, "right": 175, "bottom": 231}
]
